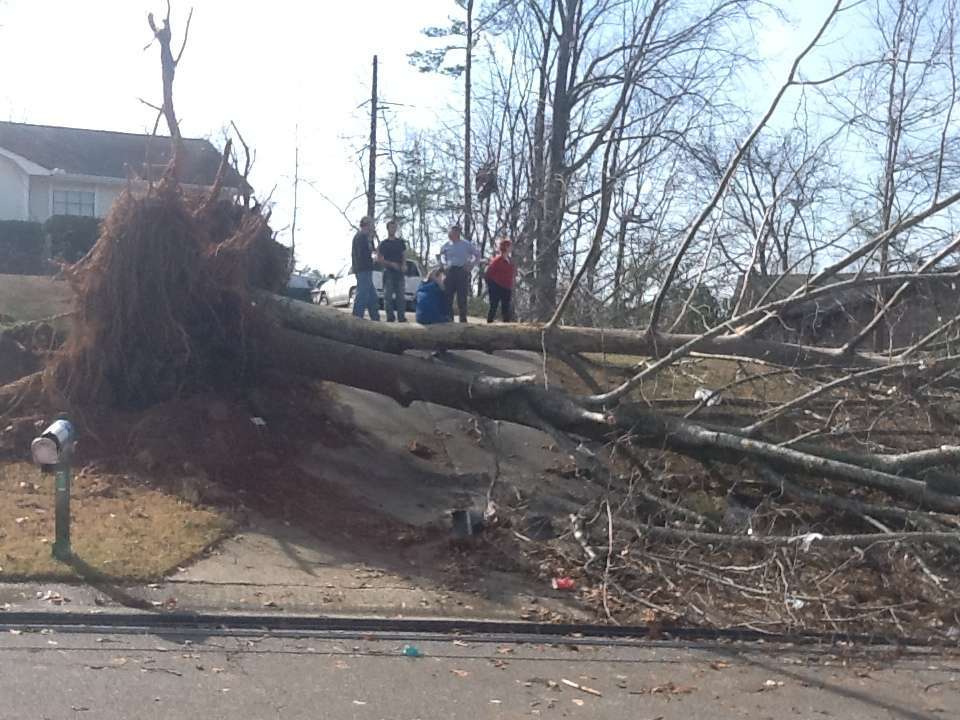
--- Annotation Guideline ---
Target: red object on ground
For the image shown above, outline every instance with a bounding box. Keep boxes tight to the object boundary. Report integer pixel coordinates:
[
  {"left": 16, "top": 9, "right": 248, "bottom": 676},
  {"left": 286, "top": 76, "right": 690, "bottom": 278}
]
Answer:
[
  {"left": 552, "top": 576, "right": 576, "bottom": 591},
  {"left": 485, "top": 255, "right": 515, "bottom": 289}
]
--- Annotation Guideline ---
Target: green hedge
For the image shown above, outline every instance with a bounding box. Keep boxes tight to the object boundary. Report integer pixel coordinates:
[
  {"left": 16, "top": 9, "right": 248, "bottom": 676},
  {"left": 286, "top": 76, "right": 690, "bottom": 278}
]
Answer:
[
  {"left": 0, "top": 220, "right": 44, "bottom": 274},
  {"left": 45, "top": 215, "right": 101, "bottom": 263}
]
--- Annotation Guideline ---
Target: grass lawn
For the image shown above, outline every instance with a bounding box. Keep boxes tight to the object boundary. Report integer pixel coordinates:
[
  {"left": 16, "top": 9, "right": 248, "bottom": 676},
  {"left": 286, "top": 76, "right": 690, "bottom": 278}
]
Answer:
[
  {"left": 0, "top": 461, "right": 231, "bottom": 581},
  {"left": 0, "top": 274, "right": 73, "bottom": 322}
]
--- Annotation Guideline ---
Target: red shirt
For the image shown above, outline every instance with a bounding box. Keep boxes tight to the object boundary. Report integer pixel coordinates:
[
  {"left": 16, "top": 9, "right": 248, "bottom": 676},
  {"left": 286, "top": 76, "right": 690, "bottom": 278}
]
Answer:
[{"left": 485, "top": 254, "right": 515, "bottom": 289}]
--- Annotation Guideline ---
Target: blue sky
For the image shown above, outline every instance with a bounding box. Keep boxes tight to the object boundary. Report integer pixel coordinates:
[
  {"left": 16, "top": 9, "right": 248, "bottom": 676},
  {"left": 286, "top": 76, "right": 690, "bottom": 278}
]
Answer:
[{"left": 0, "top": 0, "right": 844, "bottom": 271}]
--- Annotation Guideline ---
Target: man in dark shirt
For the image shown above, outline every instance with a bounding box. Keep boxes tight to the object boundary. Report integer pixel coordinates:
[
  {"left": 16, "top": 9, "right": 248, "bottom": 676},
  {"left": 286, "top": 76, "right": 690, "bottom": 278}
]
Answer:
[
  {"left": 377, "top": 219, "right": 407, "bottom": 322},
  {"left": 351, "top": 216, "right": 379, "bottom": 320}
]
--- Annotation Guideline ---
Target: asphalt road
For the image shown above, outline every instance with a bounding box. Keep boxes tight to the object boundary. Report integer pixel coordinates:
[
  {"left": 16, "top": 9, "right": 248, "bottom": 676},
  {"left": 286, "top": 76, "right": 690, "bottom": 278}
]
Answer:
[{"left": 1, "top": 624, "right": 958, "bottom": 719}]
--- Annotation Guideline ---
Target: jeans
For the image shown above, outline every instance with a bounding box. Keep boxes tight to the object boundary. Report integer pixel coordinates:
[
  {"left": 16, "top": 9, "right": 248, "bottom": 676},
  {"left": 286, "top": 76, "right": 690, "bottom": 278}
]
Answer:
[
  {"left": 487, "top": 279, "right": 512, "bottom": 322},
  {"left": 444, "top": 266, "right": 469, "bottom": 323},
  {"left": 352, "top": 270, "right": 380, "bottom": 320},
  {"left": 383, "top": 269, "right": 406, "bottom": 322}
]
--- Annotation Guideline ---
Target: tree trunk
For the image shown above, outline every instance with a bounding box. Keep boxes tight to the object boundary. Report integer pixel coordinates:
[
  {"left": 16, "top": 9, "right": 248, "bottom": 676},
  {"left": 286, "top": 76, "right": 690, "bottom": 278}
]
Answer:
[
  {"left": 260, "top": 293, "right": 879, "bottom": 369},
  {"left": 533, "top": 0, "right": 578, "bottom": 322},
  {"left": 257, "top": 310, "right": 960, "bottom": 514}
]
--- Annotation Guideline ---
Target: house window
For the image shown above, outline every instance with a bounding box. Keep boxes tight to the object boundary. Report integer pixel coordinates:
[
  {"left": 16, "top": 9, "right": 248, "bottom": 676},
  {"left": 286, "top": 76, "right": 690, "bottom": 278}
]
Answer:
[{"left": 52, "top": 189, "right": 95, "bottom": 217}]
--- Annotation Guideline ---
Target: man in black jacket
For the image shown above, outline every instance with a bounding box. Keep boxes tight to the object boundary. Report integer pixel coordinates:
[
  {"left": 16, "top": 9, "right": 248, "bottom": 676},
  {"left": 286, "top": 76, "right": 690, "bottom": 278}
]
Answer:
[
  {"left": 351, "top": 216, "right": 379, "bottom": 320},
  {"left": 377, "top": 219, "right": 407, "bottom": 322}
]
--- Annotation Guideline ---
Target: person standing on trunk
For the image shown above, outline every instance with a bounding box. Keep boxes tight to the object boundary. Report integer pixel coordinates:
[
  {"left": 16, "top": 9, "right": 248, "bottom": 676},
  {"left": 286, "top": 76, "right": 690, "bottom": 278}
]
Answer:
[
  {"left": 351, "top": 216, "right": 379, "bottom": 321},
  {"left": 377, "top": 219, "right": 407, "bottom": 322},
  {"left": 485, "top": 238, "right": 515, "bottom": 323},
  {"left": 439, "top": 224, "right": 480, "bottom": 323}
]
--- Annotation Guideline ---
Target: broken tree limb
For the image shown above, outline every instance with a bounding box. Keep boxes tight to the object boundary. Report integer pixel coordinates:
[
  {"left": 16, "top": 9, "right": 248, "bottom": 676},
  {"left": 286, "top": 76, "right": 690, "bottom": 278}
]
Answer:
[
  {"left": 631, "top": 522, "right": 960, "bottom": 548},
  {"left": 614, "top": 407, "right": 960, "bottom": 513},
  {"left": 0, "top": 372, "right": 45, "bottom": 419},
  {"left": 753, "top": 463, "right": 954, "bottom": 533}
]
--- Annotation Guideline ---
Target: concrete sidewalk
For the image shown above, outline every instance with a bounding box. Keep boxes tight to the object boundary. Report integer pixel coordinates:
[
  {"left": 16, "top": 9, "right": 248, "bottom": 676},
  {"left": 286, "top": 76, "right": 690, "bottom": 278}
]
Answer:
[{"left": 0, "top": 512, "right": 585, "bottom": 620}]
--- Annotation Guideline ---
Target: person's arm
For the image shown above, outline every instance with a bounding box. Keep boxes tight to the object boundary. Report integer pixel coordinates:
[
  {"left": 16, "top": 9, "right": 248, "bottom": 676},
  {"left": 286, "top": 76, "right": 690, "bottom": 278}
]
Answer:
[{"left": 439, "top": 242, "right": 449, "bottom": 267}]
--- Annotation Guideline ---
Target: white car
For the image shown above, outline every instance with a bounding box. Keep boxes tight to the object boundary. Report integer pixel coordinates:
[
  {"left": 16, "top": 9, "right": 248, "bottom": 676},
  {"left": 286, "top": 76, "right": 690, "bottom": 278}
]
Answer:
[{"left": 312, "top": 260, "right": 424, "bottom": 310}]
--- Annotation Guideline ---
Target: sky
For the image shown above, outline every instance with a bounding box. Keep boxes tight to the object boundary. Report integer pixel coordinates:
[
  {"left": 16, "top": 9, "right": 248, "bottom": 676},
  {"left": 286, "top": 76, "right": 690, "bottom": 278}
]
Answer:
[{"left": 0, "top": 0, "right": 840, "bottom": 273}]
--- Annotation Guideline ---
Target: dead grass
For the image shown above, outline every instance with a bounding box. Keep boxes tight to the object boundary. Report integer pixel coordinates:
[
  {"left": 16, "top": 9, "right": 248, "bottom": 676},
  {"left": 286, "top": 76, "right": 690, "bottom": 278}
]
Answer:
[
  {"left": 0, "top": 461, "right": 231, "bottom": 581},
  {"left": 0, "top": 274, "right": 73, "bottom": 322}
]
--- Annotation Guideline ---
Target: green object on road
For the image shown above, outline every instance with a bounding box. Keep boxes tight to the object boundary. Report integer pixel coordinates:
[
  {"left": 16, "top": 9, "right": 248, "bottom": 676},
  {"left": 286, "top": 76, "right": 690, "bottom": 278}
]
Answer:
[
  {"left": 402, "top": 645, "right": 422, "bottom": 658},
  {"left": 52, "top": 462, "right": 71, "bottom": 560}
]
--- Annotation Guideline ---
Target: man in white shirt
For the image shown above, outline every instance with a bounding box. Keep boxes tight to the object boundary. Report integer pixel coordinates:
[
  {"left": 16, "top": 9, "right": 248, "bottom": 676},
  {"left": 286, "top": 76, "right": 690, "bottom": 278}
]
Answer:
[{"left": 438, "top": 224, "right": 481, "bottom": 323}]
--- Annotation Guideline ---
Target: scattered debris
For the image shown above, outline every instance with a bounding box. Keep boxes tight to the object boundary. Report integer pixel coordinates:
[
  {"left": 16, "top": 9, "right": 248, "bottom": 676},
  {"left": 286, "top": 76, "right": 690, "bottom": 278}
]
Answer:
[
  {"left": 37, "top": 590, "right": 69, "bottom": 605},
  {"left": 451, "top": 669, "right": 470, "bottom": 678},
  {"left": 524, "top": 514, "right": 557, "bottom": 540},
  {"left": 631, "top": 682, "right": 696, "bottom": 695},
  {"left": 408, "top": 440, "right": 437, "bottom": 459},
  {"left": 250, "top": 417, "right": 267, "bottom": 427},
  {"left": 552, "top": 577, "right": 576, "bottom": 591},
  {"left": 694, "top": 387, "right": 722, "bottom": 406},
  {"left": 451, "top": 509, "right": 485, "bottom": 539},
  {"left": 402, "top": 644, "right": 422, "bottom": 658},
  {"left": 561, "top": 678, "right": 602, "bottom": 696}
]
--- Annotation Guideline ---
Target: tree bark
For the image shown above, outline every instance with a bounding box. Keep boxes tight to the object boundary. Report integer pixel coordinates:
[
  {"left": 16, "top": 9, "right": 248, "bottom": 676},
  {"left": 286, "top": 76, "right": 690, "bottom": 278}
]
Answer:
[
  {"left": 259, "top": 293, "right": 881, "bottom": 369},
  {"left": 533, "top": 0, "right": 578, "bottom": 321}
]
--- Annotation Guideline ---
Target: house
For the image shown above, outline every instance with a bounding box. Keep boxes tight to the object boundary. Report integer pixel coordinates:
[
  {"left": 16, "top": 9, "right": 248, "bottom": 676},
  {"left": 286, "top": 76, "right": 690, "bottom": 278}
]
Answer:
[
  {"left": 0, "top": 120, "right": 244, "bottom": 223},
  {"left": 735, "top": 271, "right": 960, "bottom": 349}
]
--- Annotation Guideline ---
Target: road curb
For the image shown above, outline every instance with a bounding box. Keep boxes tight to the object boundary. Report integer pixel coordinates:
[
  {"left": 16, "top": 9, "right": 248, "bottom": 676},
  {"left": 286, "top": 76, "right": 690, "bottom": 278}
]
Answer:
[{"left": 0, "top": 610, "right": 943, "bottom": 648}]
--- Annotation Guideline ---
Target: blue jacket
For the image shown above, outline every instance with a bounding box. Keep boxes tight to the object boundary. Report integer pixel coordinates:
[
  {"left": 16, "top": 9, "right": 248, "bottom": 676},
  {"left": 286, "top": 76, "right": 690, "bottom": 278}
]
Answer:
[{"left": 416, "top": 280, "right": 449, "bottom": 325}]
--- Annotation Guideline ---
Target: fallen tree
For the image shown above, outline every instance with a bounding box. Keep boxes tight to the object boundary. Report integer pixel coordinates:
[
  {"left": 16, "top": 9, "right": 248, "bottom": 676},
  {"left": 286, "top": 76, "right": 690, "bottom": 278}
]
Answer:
[{"left": 2, "top": 4, "right": 960, "bottom": 637}]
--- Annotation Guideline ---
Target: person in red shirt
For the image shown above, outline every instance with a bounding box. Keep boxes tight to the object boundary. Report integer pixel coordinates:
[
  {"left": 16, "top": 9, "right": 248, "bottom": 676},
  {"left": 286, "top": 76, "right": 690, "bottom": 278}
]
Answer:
[{"left": 485, "top": 238, "right": 515, "bottom": 322}]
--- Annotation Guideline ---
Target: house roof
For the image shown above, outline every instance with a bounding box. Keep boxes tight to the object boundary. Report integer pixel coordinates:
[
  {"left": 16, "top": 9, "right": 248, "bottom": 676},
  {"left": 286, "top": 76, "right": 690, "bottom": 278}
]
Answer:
[{"left": 0, "top": 120, "right": 245, "bottom": 189}]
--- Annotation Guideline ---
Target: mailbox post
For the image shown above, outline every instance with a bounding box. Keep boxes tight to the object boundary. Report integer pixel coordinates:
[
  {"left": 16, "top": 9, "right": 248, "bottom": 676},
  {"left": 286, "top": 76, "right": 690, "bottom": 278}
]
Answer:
[{"left": 30, "top": 419, "right": 76, "bottom": 561}]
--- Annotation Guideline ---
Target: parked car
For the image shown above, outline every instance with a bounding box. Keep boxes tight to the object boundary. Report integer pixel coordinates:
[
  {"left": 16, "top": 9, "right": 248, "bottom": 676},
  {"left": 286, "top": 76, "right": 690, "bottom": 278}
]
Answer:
[
  {"left": 312, "top": 260, "right": 423, "bottom": 310},
  {"left": 284, "top": 273, "right": 317, "bottom": 303}
]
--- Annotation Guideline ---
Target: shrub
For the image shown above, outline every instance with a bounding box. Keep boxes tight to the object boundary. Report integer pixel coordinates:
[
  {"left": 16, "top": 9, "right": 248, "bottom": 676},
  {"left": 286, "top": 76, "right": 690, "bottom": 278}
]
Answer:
[
  {"left": 44, "top": 215, "right": 101, "bottom": 264},
  {"left": 0, "top": 220, "right": 44, "bottom": 274}
]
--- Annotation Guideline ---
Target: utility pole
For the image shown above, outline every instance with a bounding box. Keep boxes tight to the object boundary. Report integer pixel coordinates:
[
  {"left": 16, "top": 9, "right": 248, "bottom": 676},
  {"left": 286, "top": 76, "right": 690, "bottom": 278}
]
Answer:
[
  {"left": 463, "top": 0, "right": 474, "bottom": 241},
  {"left": 290, "top": 126, "right": 299, "bottom": 274},
  {"left": 367, "top": 55, "right": 378, "bottom": 222}
]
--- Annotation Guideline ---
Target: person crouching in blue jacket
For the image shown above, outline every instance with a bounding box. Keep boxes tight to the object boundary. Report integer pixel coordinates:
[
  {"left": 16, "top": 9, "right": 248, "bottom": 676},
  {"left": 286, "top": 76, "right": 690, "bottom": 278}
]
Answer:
[{"left": 416, "top": 268, "right": 451, "bottom": 325}]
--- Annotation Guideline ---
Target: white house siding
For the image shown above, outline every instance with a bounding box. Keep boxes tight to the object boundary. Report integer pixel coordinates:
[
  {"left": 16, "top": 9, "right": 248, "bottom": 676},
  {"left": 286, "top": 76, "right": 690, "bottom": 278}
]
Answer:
[
  {"left": 28, "top": 176, "right": 50, "bottom": 222},
  {"left": 0, "top": 155, "right": 29, "bottom": 221},
  {"left": 95, "top": 185, "right": 121, "bottom": 216}
]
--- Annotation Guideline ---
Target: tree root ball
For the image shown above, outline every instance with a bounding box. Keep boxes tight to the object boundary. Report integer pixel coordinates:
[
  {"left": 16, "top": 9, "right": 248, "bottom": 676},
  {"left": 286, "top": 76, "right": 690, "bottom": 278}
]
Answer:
[{"left": 47, "top": 178, "right": 287, "bottom": 409}]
